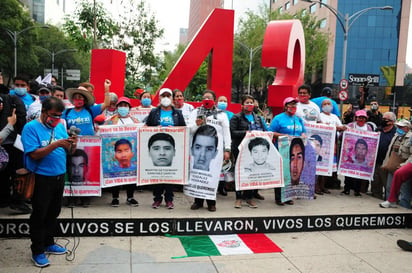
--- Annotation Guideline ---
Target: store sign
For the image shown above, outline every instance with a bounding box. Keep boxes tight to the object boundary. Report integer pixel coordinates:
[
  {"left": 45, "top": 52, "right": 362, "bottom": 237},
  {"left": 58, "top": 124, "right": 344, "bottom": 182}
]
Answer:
[{"left": 348, "top": 74, "right": 380, "bottom": 86}]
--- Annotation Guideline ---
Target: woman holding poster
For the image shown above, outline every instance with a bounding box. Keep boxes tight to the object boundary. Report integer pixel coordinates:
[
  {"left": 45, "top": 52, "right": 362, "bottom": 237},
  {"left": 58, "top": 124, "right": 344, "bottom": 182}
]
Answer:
[
  {"left": 186, "top": 90, "right": 231, "bottom": 212},
  {"left": 104, "top": 97, "right": 139, "bottom": 207},
  {"left": 269, "top": 97, "right": 306, "bottom": 205},
  {"left": 230, "top": 95, "right": 268, "bottom": 209},
  {"left": 145, "top": 88, "right": 186, "bottom": 209}
]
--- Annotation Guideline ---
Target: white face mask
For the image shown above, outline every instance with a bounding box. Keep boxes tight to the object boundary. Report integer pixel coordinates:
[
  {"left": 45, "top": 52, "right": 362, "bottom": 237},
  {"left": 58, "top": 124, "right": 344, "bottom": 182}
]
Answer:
[
  {"left": 322, "top": 105, "right": 333, "bottom": 113},
  {"left": 161, "top": 97, "right": 172, "bottom": 107}
]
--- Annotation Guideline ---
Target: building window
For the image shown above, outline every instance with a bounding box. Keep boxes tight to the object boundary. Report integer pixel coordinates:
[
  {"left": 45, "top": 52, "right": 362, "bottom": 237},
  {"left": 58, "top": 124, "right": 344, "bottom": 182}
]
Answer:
[
  {"left": 273, "top": 0, "right": 276, "bottom": 3},
  {"left": 302, "top": 9, "right": 307, "bottom": 16},
  {"left": 320, "top": 18, "right": 327, "bottom": 28},
  {"left": 293, "top": 0, "right": 298, "bottom": 5},
  {"left": 310, "top": 4, "right": 317, "bottom": 13},
  {"left": 279, "top": 7, "right": 283, "bottom": 14},
  {"left": 320, "top": 0, "right": 328, "bottom": 7},
  {"left": 285, "top": 2, "right": 290, "bottom": 10}
]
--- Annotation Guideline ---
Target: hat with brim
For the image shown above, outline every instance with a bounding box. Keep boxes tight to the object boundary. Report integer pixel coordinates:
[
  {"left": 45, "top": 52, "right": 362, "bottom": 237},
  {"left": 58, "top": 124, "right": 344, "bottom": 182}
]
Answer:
[
  {"left": 395, "top": 119, "right": 411, "bottom": 128},
  {"left": 283, "top": 97, "right": 298, "bottom": 106},
  {"left": 66, "top": 86, "right": 95, "bottom": 107},
  {"left": 116, "top": 96, "right": 131, "bottom": 107},
  {"left": 355, "top": 110, "right": 368, "bottom": 118}
]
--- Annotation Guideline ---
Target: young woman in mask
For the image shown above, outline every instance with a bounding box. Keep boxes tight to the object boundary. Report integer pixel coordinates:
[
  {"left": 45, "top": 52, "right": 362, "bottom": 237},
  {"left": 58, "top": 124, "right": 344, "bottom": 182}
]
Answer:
[
  {"left": 137, "top": 91, "right": 155, "bottom": 110},
  {"left": 172, "top": 89, "right": 194, "bottom": 123},
  {"left": 269, "top": 97, "right": 306, "bottom": 206},
  {"left": 104, "top": 96, "right": 139, "bottom": 207},
  {"left": 145, "top": 88, "right": 186, "bottom": 209},
  {"left": 216, "top": 96, "right": 234, "bottom": 121}
]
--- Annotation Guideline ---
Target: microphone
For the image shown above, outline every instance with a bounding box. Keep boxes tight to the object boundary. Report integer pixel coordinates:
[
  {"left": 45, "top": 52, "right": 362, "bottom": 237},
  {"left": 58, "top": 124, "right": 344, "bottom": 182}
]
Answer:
[{"left": 69, "top": 126, "right": 81, "bottom": 136}]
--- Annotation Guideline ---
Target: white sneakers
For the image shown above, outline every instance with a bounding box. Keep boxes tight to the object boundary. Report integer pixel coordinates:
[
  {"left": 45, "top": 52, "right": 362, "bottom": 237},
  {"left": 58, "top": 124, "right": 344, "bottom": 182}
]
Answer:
[{"left": 379, "top": 200, "right": 397, "bottom": 208}]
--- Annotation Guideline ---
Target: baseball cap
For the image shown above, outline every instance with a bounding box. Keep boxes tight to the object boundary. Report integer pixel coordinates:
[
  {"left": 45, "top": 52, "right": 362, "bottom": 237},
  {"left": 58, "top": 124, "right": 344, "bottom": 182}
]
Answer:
[
  {"left": 283, "top": 97, "right": 298, "bottom": 106},
  {"left": 355, "top": 110, "right": 367, "bottom": 118},
  {"left": 116, "top": 96, "right": 131, "bottom": 107},
  {"left": 321, "top": 87, "right": 332, "bottom": 96},
  {"left": 159, "top": 88, "right": 172, "bottom": 96},
  {"left": 395, "top": 119, "right": 411, "bottom": 128}
]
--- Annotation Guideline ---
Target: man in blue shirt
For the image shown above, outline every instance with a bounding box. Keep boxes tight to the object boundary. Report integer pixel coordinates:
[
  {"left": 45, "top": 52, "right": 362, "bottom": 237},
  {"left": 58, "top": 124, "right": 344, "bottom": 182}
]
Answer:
[
  {"left": 22, "top": 97, "right": 78, "bottom": 268},
  {"left": 9, "top": 74, "right": 36, "bottom": 112}
]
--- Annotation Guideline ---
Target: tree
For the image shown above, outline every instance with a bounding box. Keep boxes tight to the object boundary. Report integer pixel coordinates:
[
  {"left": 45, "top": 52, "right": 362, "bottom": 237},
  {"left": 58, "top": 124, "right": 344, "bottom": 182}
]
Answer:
[{"left": 63, "top": 0, "right": 164, "bottom": 97}]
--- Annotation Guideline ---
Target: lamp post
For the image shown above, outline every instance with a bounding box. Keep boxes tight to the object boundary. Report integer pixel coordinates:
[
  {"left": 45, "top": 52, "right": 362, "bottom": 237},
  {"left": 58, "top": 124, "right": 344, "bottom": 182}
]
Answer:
[
  {"left": 237, "top": 42, "right": 263, "bottom": 94},
  {"left": 4, "top": 25, "right": 49, "bottom": 77},
  {"left": 38, "top": 48, "right": 77, "bottom": 75},
  {"left": 303, "top": 0, "right": 392, "bottom": 114}
]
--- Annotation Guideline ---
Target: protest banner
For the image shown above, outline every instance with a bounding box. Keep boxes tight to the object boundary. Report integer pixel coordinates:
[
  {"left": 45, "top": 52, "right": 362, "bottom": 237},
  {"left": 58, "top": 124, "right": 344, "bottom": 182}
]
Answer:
[
  {"left": 139, "top": 126, "right": 189, "bottom": 185},
  {"left": 305, "top": 123, "right": 336, "bottom": 176},
  {"left": 184, "top": 124, "right": 224, "bottom": 200},
  {"left": 235, "top": 131, "right": 283, "bottom": 191},
  {"left": 129, "top": 108, "right": 152, "bottom": 123},
  {"left": 338, "top": 128, "right": 380, "bottom": 180},
  {"left": 99, "top": 124, "right": 139, "bottom": 188},
  {"left": 278, "top": 136, "right": 316, "bottom": 201},
  {"left": 64, "top": 136, "right": 101, "bottom": 197}
]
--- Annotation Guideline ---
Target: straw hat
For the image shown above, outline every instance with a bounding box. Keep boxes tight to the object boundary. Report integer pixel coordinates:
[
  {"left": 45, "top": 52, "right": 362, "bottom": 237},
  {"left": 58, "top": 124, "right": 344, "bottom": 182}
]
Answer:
[{"left": 66, "top": 86, "right": 95, "bottom": 107}]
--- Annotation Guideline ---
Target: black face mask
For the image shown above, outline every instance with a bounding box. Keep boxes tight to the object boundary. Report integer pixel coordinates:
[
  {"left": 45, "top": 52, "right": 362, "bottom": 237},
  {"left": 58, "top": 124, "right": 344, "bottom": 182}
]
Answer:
[
  {"left": 253, "top": 107, "right": 259, "bottom": 114},
  {"left": 382, "top": 120, "right": 390, "bottom": 127}
]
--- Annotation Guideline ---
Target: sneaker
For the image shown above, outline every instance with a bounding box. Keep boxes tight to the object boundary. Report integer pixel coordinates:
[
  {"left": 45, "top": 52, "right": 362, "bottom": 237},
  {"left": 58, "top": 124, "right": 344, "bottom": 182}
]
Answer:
[
  {"left": 234, "top": 199, "right": 242, "bottom": 208},
  {"left": 111, "top": 198, "right": 119, "bottom": 207},
  {"left": 166, "top": 201, "right": 174, "bottom": 209},
  {"left": 341, "top": 190, "right": 350, "bottom": 195},
  {"left": 379, "top": 200, "right": 397, "bottom": 208},
  {"left": 32, "top": 253, "right": 50, "bottom": 267},
  {"left": 127, "top": 198, "right": 139, "bottom": 207},
  {"left": 45, "top": 244, "right": 67, "bottom": 255},
  {"left": 354, "top": 192, "right": 362, "bottom": 197},
  {"left": 254, "top": 192, "right": 265, "bottom": 200},
  {"left": 246, "top": 199, "right": 258, "bottom": 208},
  {"left": 152, "top": 201, "right": 161, "bottom": 209},
  {"left": 190, "top": 203, "right": 202, "bottom": 210},
  {"left": 9, "top": 202, "right": 32, "bottom": 214},
  {"left": 397, "top": 240, "right": 412, "bottom": 251}
]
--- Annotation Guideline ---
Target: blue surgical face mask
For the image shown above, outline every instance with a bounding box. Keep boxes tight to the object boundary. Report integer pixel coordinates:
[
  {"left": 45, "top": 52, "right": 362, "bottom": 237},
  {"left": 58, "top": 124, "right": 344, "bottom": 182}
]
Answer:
[
  {"left": 217, "top": 101, "right": 227, "bottom": 110},
  {"left": 117, "top": 106, "right": 129, "bottom": 117},
  {"left": 39, "top": 95, "right": 49, "bottom": 103},
  {"left": 396, "top": 127, "right": 406, "bottom": 136},
  {"left": 141, "top": 98, "right": 151, "bottom": 107},
  {"left": 14, "top": 87, "right": 27, "bottom": 96}
]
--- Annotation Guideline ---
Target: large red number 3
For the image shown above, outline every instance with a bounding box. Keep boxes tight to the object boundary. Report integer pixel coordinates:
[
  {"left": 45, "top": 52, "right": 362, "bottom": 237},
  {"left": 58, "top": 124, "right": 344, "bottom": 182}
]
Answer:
[{"left": 261, "top": 20, "right": 305, "bottom": 115}]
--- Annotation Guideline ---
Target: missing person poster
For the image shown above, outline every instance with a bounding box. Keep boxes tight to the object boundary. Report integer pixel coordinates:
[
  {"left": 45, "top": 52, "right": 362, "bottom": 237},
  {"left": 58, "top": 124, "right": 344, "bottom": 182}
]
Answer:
[
  {"left": 99, "top": 124, "right": 139, "bottom": 188},
  {"left": 305, "top": 123, "right": 336, "bottom": 176},
  {"left": 129, "top": 108, "right": 152, "bottom": 123},
  {"left": 64, "top": 136, "right": 101, "bottom": 197},
  {"left": 278, "top": 136, "right": 316, "bottom": 201},
  {"left": 184, "top": 124, "right": 224, "bottom": 200},
  {"left": 235, "top": 131, "right": 283, "bottom": 191},
  {"left": 139, "top": 126, "right": 189, "bottom": 185},
  {"left": 338, "top": 128, "right": 380, "bottom": 180}
]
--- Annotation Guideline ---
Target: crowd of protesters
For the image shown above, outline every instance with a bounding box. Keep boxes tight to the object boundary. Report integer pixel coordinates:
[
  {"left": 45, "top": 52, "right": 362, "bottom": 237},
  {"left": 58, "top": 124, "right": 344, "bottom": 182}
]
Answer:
[{"left": 0, "top": 73, "right": 411, "bottom": 267}]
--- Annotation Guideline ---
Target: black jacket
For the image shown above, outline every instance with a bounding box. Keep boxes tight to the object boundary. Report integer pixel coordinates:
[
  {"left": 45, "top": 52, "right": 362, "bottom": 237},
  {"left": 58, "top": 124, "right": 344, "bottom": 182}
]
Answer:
[
  {"left": 230, "top": 112, "right": 266, "bottom": 158},
  {"left": 0, "top": 94, "right": 26, "bottom": 144},
  {"left": 145, "top": 106, "right": 186, "bottom": 127}
]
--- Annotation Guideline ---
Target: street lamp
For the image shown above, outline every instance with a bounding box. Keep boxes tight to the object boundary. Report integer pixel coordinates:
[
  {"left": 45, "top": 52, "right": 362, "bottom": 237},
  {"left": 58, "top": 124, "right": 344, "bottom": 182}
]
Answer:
[
  {"left": 4, "top": 25, "right": 50, "bottom": 77},
  {"left": 303, "top": 0, "right": 392, "bottom": 113},
  {"left": 38, "top": 47, "right": 77, "bottom": 75},
  {"left": 236, "top": 41, "right": 263, "bottom": 94}
]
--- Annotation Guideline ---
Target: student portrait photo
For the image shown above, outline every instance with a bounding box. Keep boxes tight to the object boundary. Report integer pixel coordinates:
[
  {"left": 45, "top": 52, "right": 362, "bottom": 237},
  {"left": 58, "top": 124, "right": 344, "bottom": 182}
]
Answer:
[
  {"left": 310, "top": 134, "right": 323, "bottom": 162},
  {"left": 113, "top": 138, "right": 136, "bottom": 171},
  {"left": 290, "top": 137, "right": 305, "bottom": 185},
  {"left": 244, "top": 137, "right": 275, "bottom": 172},
  {"left": 191, "top": 125, "right": 218, "bottom": 172},
  {"left": 148, "top": 133, "right": 176, "bottom": 167},
  {"left": 69, "top": 149, "right": 88, "bottom": 184}
]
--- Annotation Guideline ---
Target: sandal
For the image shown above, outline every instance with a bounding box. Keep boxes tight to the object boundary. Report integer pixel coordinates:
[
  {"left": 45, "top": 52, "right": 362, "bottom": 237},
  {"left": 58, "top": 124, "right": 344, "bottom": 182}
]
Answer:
[
  {"left": 285, "top": 200, "right": 294, "bottom": 205},
  {"left": 276, "top": 200, "right": 285, "bottom": 206}
]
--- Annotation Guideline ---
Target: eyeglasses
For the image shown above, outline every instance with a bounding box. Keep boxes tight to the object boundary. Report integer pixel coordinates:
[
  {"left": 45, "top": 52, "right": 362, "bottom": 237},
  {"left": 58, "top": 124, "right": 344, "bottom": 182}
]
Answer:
[{"left": 48, "top": 113, "right": 62, "bottom": 119}]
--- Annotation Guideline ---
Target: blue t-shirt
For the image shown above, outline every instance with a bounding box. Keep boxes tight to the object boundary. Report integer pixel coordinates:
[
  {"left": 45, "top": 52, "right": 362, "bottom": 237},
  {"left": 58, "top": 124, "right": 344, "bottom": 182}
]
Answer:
[
  {"left": 244, "top": 114, "right": 269, "bottom": 131},
  {"left": 269, "top": 112, "right": 305, "bottom": 136},
  {"left": 311, "top": 97, "right": 341, "bottom": 117},
  {"left": 62, "top": 104, "right": 102, "bottom": 135},
  {"left": 9, "top": 90, "right": 35, "bottom": 110},
  {"left": 21, "top": 120, "right": 68, "bottom": 176},
  {"left": 160, "top": 109, "right": 174, "bottom": 127},
  {"left": 225, "top": 110, "right": 234, "bottom": 121}
]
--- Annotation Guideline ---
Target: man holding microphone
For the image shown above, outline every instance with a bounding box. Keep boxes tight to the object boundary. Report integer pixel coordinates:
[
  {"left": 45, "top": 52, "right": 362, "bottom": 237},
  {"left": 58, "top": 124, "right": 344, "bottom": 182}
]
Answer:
[{"left": 22, "top": 97, "right": 78, "bottom": 268}]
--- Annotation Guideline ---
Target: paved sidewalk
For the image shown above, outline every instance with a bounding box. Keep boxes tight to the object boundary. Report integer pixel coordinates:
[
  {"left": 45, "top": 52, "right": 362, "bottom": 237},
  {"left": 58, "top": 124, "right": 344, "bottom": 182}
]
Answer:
[{"left": 1, "top": 189, "right": 411, "bottom": 272}]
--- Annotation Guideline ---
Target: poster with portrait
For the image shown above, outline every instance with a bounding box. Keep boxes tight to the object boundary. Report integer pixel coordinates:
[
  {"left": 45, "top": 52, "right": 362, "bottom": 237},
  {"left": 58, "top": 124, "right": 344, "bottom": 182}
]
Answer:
[
  {"left": 139, "top": 126, "right": 189, "bottom": 185},
  {"left": 278, "top": 136, "right": 316, "bottom": 201},
  {"left": 99, "top": 124, "right": 139, "bottom": 188},
  {"left": 184, "top": 123, "right": 224, "bottom": 200},
  {"left": 338, "top": 128, "right": 380, "bottom": 180},
  {"left": 64, "top": 136, "right": 101, "bottom": 197},
  {"left": 234, "top": 131, "right": 283, "bottom": 190},
  {"left": 129, "top": 108, "right": 152, "bottom": 123},
  {"left": 305, "top": 123, "right": 336, "bottom": 176}
]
